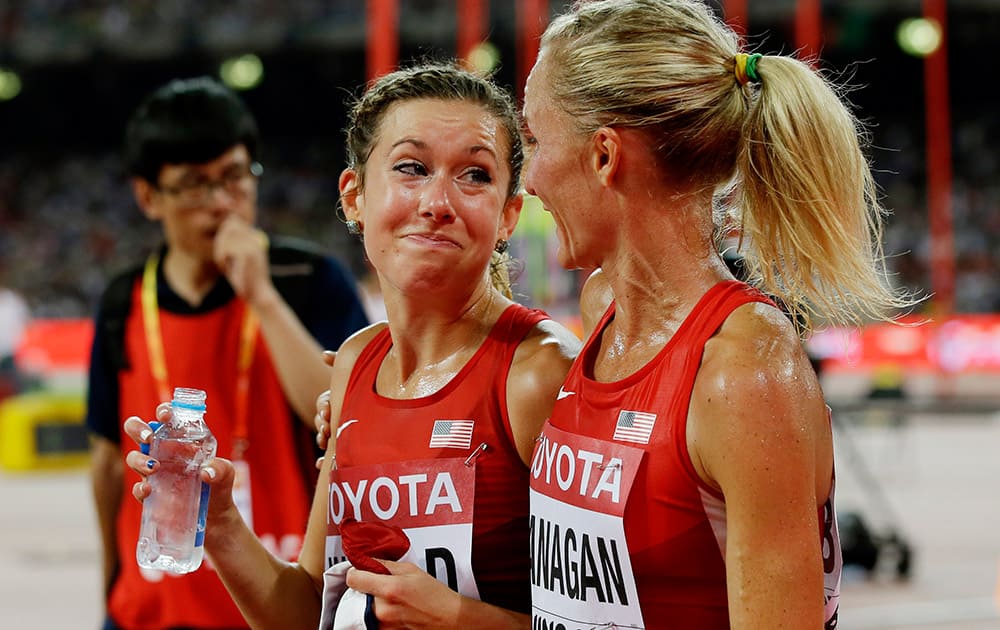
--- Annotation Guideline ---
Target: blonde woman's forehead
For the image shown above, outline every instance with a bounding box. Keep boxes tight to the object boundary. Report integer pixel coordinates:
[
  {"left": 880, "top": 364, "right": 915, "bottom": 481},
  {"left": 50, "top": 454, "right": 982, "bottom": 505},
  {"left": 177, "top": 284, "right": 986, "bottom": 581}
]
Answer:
[{"left": 522, "top": 55, "right": 554, "bottom": 121}]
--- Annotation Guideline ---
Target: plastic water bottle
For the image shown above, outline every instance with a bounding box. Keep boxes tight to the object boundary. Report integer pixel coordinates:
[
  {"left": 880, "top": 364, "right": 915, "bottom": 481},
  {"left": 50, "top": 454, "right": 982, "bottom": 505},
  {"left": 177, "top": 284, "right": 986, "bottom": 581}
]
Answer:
[{"left": 136, "top": 387, "right": 217, "bottom": 574}]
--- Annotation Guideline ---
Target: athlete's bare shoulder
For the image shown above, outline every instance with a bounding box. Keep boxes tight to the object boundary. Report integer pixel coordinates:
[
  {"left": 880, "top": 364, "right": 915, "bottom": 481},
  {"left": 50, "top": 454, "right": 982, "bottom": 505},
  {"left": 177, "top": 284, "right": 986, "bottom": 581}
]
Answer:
[
  {"left": 507, "top": 317, "right": 581, "bottom": 463},
  {"left": 328, "top": 321, "right": 389, "bottom": 384}
]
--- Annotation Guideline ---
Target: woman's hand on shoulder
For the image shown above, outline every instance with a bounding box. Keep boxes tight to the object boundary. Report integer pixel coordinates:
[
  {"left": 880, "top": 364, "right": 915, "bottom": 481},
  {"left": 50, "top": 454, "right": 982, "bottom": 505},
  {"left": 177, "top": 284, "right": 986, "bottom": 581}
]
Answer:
[
  {"left": 313, "top": 351, "right": 337, "bottom": 453},
  {"left": 506, "top": 319, "right": 582, "bottom": 465}
]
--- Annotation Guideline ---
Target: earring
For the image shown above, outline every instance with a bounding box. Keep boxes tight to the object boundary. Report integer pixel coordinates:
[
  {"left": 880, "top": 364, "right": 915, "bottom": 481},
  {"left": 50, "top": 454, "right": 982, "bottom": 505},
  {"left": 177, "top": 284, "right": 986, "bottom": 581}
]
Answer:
[
  {"left": 494, "top": 239, "right": 509, "bottom": 255},
  {"left": 346, "top": 219, "right": 362, "bottom": 236}
]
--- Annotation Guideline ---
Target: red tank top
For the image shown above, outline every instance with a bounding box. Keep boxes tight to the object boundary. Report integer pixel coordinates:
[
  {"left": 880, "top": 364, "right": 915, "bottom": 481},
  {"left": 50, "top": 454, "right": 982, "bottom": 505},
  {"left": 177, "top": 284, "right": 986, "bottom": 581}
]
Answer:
[
  {"left": 110, "top": 279, "right": 315, "bottom": 629},
  {"left": 329, "top": 303, "right": 548, "bottom": 614},
  {"left": 529, "top": 281, "right": 842, "bottom": 629}
]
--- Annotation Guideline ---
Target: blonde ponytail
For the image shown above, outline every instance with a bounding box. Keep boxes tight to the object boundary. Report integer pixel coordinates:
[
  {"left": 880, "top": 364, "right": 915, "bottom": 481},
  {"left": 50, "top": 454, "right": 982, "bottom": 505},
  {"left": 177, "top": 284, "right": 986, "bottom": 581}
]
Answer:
[{"left": 735, "top": 54, "right": 914, "bottom": 329}]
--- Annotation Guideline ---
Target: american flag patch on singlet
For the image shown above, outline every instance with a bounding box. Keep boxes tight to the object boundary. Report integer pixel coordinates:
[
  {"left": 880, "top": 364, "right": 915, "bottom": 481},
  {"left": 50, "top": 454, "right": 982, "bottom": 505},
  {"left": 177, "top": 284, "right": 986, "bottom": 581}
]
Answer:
[
  {"left": 613, "top": 410, "right": 656, "bottom": 444},
  {"left": 429, "top": 419, "right": 475, "bottom": 449}
]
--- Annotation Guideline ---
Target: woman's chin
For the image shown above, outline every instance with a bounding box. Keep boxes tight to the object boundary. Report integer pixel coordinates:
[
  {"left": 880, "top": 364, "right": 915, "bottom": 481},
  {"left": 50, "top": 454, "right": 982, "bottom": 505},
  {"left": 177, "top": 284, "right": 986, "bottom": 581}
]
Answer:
[{"left": 555, "top": 244, "right": 585, "bottom": 271}]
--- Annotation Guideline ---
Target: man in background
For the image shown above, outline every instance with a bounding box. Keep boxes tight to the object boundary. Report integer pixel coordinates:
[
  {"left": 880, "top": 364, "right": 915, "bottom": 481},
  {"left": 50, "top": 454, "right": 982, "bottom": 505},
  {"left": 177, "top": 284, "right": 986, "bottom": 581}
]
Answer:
[{"left": 86, "top": 76, "right": 368, "bottom": 629}]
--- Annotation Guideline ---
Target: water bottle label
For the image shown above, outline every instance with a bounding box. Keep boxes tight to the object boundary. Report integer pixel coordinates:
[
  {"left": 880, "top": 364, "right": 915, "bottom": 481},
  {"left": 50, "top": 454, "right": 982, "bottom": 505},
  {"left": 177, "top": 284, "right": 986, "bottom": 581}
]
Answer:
[
  {"left": 139, "top": 421, "right": 163, "bottom": 456},
  {"left": 194, "top": 481, "right": 211, "bottom": 548}
]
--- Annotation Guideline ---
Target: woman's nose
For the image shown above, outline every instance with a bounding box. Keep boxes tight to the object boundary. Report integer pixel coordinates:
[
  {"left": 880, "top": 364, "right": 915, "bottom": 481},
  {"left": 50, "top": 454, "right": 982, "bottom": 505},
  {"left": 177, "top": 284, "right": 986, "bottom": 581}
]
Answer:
[{"left": 420, "top": 178, "right": 455, "bottom": 222}]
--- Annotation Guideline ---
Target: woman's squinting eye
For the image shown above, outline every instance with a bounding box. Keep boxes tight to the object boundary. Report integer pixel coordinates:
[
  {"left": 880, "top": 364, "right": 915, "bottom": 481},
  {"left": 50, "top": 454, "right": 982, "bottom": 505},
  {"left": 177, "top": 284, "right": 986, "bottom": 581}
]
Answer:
[
  {"left": 464, "top": 167, "right": 493, "bottom": 184},
  {"left": 393, "top": 161, "right": 427, "bottom": 177}
]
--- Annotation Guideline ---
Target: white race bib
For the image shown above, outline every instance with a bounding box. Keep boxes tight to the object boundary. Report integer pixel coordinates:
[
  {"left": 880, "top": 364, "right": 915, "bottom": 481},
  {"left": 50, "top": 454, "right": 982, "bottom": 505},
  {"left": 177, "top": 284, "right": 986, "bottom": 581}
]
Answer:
[
  {"left": 323, "top": 458, "right": 479, "bottom": 599},
  {"left": 529, "top": 424, "right": 646, "bottom": 629}
]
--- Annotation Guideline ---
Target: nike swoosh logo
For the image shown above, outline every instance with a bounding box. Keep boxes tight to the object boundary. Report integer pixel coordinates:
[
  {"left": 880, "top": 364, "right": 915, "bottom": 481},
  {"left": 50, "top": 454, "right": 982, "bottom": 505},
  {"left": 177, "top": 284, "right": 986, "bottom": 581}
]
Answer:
[
  {"left": 336, "top": 419, "right": 359, "bottom": 438},
  {"left": 556, "top": 388, "right": 576, "bottom": 400}
]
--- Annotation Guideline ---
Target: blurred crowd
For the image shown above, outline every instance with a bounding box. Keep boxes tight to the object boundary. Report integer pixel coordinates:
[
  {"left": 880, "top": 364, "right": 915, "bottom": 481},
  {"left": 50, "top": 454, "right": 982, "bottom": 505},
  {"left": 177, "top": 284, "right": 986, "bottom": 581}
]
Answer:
[
  {"left": 2, "top": 1, "right": 999, "bottom": 319},
  {"left": 3, "top": 108, "right": 999, "bottom": 322},
  {"left": 876, "top": 109, "right": 1000, "bottom": 313},
  {"left": 0, "top": 150, "right": 363, "bottom": 319},
  {"left": 1, "top": 0, "right": 482, "bottom": 64}
]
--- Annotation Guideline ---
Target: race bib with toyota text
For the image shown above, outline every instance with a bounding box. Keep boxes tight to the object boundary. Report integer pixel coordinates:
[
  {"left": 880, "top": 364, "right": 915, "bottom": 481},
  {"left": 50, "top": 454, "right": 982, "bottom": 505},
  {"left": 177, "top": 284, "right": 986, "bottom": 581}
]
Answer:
[
  {"left": 530, "top": 424, "right": 646, "bottom": 629},
  {"left": 325, "top": 458, "right": 480, "bottom": 599}
]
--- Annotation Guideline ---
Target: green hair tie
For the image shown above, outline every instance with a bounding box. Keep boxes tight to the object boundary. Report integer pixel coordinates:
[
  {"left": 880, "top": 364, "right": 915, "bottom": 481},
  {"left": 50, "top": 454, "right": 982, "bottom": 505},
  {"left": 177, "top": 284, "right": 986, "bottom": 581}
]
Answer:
[
  {"left": 735, "top": 52, "right": 763, "bottom": 86},
  {"left": 745, "top": 53, "right": 762, "bottom": 83}
]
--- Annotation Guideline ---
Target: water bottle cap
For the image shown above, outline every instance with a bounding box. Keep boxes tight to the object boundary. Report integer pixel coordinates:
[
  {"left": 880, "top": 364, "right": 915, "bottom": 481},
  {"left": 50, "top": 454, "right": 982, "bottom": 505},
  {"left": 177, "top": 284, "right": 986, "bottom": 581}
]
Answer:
[{"left": 172, "top": 387, "right": 207, "bottom": 411}]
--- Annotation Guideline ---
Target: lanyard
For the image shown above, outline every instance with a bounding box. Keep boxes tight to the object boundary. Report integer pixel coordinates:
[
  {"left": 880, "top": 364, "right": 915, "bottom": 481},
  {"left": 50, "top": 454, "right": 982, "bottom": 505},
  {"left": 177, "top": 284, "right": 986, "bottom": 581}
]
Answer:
[{"left": 141, "top": 251, "right": 260, "bottom": 457}]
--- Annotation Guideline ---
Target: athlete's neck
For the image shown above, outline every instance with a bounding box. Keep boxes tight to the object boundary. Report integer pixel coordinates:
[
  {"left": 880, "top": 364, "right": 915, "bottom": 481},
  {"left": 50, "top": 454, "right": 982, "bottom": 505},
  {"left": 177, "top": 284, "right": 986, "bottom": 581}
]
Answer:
[{"left": 380, "top": 287, "right": 507, "bottom": 397}]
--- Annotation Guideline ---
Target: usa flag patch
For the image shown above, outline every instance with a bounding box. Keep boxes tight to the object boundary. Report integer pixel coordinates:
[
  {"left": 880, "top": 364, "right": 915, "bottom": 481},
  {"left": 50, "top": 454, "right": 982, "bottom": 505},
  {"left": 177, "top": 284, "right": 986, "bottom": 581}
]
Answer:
[
  {"left": 429, "top": 419, "right": 475, "bottom": 449},
  {"left": 613, "top": 410, "right": 657, "bottom": 444}
]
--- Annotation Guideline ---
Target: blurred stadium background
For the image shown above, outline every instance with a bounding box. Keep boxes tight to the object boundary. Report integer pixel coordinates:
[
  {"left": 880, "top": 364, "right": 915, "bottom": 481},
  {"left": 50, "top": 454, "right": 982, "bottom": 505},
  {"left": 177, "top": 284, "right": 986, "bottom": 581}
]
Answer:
[{"left": 1, "top": 1, "right": 1000, "bottom": 628}]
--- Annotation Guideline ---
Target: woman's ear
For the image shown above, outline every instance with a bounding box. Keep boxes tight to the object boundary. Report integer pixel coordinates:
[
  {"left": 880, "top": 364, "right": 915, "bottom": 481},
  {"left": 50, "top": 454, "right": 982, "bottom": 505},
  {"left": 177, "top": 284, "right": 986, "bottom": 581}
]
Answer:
[
  {"left": 498, "top": 193, "right": 524, "bottom": 242},
  {"left": 339, "top": 168, "right": 362, "bottom": 221},
  {"left": 591, "top": 127, "right": 623, "bottom": 187}
]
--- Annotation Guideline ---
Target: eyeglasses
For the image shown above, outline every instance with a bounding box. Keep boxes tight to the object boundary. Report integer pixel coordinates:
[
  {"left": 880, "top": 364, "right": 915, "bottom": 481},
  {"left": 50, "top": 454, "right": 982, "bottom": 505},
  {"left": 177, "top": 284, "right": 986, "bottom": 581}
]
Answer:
[{"left": 156, "top": 162, "right": 263, "bottom": 208}]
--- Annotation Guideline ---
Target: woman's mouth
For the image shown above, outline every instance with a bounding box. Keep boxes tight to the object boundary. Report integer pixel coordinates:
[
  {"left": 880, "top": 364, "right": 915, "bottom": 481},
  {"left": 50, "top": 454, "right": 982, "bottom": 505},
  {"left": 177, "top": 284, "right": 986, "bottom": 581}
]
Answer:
[{"left": 404, "top": 233, "right": 460, "bottom": 248}]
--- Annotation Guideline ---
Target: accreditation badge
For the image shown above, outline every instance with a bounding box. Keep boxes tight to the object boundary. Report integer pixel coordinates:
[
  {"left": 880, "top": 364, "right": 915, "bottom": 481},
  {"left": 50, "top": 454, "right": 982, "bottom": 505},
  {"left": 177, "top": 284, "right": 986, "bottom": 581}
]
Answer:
[
  {"left": 232, "top": 458, "right": 254, "bottom": 530},
  {"left": 529, "top": 423, "right": 646, "bottom": 629},
  {"left": 324, "top": 458, "right": 479, "bottom": 600}
]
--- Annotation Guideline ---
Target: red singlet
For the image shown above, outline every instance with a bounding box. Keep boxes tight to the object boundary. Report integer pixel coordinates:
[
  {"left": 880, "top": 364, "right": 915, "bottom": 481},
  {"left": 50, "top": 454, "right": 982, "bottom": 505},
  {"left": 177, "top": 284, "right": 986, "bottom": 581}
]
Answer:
[
  {"left": 327, "top": 304, "right": 549, "bottom": 614},
  {"left": 530, "top": 281, "right": 842, "bottom": 629}
]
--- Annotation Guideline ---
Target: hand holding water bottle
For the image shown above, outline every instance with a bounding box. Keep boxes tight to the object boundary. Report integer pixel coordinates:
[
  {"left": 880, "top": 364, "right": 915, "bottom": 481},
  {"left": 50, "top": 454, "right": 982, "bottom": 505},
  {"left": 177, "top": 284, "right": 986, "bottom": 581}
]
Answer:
[{"left": 124, "top": 388, "right": 233, "bottom": 574}]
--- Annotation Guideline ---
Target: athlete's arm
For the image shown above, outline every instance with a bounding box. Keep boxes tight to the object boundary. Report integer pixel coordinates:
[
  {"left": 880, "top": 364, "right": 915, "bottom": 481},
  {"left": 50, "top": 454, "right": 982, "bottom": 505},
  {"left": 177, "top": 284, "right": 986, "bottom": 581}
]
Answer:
[
  {"left": 123, "top": 324, "right": 381, "bottom": 630},
  {"left": 687, "top": 303, "right": 833, "bottom": 629},
  {"left": 225, "top": 323, "right": 382, "bottom": 628},
  {"left": 296, "top": 323, "right": 384, "bottom": 579}
]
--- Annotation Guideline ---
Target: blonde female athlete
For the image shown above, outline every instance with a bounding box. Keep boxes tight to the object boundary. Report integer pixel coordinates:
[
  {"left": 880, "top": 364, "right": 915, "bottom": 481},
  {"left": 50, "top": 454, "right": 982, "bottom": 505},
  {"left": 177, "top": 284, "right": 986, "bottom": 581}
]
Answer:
[{"left": 521, "top": 1, "right": 911, "bottom": 628}]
